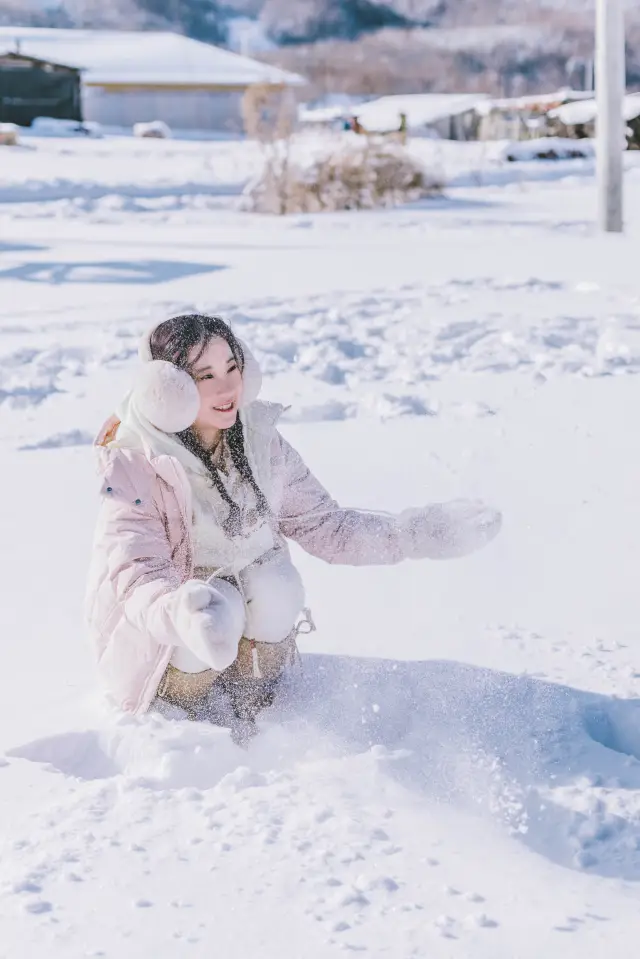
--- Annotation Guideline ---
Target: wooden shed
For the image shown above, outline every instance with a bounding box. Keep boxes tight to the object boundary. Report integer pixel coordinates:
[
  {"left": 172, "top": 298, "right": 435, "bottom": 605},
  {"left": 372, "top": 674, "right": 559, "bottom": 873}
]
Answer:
[{"left": 0, "top": 51, "right": 82, "bottom": 126}]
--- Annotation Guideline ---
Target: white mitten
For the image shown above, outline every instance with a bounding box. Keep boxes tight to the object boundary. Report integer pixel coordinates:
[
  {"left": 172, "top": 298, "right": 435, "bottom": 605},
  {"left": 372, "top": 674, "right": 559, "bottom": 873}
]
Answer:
[
  {"left": 243, "top": 553, "right": 305, "bottom": 644},
  {"left": 398, "top": 499, "right": 502, "bottom": 561},
  {"left": 172, "top": 579, "right": 245, "bottom": 671}
]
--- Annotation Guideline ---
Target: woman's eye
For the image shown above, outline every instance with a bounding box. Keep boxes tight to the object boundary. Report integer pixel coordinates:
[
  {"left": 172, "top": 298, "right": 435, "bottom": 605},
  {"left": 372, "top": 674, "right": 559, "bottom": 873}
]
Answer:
[
  {"left": 228, "top": 364, "right": 238, "bottom": 373},
  {"left": 199, "top": 373, "right": 214, "bottom": 381}
]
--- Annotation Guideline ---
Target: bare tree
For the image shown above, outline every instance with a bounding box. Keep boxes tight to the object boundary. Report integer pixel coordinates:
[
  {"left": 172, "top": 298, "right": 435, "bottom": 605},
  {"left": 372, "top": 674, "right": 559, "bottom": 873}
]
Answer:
[{"left": 242, "top": 83, "right": 297, "bottom": 215}]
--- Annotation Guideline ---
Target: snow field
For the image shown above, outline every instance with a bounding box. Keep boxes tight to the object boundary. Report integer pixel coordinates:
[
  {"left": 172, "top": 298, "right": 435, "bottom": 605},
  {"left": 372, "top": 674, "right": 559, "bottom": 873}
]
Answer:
[{"left": 1, "top": 131, "right": 640, "bottom": 957}]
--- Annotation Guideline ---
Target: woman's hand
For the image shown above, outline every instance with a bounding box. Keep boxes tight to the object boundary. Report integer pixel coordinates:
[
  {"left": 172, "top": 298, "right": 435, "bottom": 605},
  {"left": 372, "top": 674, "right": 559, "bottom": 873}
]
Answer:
[
  {"left": 398, "top": 499, "right": 502, "bottom": 561},
  {"left": 172, "top": 579, "right": 245, "bottom": 671}
]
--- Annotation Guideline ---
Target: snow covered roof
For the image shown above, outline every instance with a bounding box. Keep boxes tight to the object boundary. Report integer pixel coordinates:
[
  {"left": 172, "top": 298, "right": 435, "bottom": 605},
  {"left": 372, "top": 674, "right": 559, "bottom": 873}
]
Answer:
[
  {"left": 549, "top": 93, "right": 640, "bottom": 127},
  {"left": 0, "top": 27, "right": 305, "bottom": 88},
  {"left": 476, "top": 89, "right": 595, "bottom": 116},
  {"left": 298, "top": 104, "right": 349, "bottom": 125},
  {"left": 353, "top": 94, "right": 489, "bottom": 133}
]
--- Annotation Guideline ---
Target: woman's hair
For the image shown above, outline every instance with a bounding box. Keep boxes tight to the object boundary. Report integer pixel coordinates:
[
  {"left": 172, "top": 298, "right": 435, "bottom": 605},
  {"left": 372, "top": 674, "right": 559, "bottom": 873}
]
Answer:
[{"left": 149, "top": 313, "right": 268, "bottom": 532}]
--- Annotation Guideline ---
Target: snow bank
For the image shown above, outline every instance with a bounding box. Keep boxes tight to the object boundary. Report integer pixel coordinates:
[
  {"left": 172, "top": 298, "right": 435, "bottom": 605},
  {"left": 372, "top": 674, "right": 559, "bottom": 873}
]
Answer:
[
  {"left": 30, "top": 117, "right": 103, "bottom": 138},
  {"left": 501, "top": 137, "right": 594, "bottom": 162},
  {"left": 0, "top": 132, "right": 624, "bottom": 209}
]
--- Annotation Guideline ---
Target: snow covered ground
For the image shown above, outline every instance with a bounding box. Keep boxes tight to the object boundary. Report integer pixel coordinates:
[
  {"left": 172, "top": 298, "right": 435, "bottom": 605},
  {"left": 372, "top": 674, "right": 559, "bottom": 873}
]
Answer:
[{"left": 2, "top": 133, "right": 640, "bottom": 957}]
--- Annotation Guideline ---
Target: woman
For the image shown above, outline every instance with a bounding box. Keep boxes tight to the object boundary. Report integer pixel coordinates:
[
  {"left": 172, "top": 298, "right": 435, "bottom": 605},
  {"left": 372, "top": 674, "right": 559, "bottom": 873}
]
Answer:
[{"left": 87, "top": 314, "right": 501, "bottom": 743}]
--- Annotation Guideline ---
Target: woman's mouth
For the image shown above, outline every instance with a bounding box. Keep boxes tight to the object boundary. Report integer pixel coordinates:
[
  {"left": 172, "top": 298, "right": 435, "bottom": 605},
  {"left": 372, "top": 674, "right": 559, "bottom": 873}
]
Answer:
[{"left": 213, "top": 402, "right": 234, "bottom": 413}]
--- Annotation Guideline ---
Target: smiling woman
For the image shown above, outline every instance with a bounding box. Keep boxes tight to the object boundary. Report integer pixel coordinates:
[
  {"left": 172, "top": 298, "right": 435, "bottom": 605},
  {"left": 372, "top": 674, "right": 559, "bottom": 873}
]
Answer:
[
  {"left": 86, "top": 312, "right": 501, "bottom": 745},
  {"left": 148, "top": 314, "right": 269, "bottom": 536}
]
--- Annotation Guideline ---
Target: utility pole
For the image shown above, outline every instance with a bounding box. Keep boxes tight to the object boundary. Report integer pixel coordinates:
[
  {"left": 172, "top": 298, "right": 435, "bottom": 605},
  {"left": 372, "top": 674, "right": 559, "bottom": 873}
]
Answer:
[{"left": 596, "top": 0, "right": 626, "bottom": 233}]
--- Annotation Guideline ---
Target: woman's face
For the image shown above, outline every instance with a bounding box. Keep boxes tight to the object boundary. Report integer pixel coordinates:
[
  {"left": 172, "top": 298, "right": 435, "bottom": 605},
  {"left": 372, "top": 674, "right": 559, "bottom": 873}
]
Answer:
[{"left": 189, "top": 336, "right": 244, "bottom": 436}]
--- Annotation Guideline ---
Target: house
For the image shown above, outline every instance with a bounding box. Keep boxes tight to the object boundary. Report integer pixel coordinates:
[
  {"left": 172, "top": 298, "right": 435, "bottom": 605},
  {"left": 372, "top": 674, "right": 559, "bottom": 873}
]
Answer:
[
  {"left": 476, "top": 90, "right": 595, "bottom": 141},
  {"left": 548, "top": 93, "right": 640, "bottom": 148},
  {"left": 350, "top": 94, "right": 490, "bottom": 141},
  {"left": 0, "top": 27, "right": 305, "bottom": 132},
  {"left": 0, "top": 51, "right": 82, "bottom": 126}
]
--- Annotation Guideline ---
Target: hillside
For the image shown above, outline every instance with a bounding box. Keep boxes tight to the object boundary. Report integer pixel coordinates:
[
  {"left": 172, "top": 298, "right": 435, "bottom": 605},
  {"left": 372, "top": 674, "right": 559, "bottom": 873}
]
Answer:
[
  {"left": 3, "top": 1, "right": 640, "bottom": 98},
  {"left": 1, "top": 0, "right": 597, "bottom": 47}
]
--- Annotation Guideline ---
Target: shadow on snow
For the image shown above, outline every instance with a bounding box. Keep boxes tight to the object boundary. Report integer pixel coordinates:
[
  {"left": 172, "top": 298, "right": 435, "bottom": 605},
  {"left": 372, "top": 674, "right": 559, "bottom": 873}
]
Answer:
[
  {"left": 8, "top": 655, "right": 640, "bottom": 881},
  {"left": 0, "top": 259, "right": 226, "bottom": 285}
]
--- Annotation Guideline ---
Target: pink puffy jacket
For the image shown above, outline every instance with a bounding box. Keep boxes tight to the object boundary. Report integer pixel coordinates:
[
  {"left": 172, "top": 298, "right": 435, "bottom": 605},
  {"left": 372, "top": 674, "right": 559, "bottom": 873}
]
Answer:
[{"left": 86, "top": 402, "right": 410, "bottom": 714}]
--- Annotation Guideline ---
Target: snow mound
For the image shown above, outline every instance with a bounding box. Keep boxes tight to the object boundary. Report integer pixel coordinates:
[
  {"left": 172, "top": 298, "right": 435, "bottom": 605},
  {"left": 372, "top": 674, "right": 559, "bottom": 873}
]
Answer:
[
  {"left": 7, "top": 656, "right": 640, "bottom": 884},
  {"left": 133, "top": 121, "right": 172, "bottom": 140},
  {"left": 31, "top": 117, "right": 103, "bottom": 138}
]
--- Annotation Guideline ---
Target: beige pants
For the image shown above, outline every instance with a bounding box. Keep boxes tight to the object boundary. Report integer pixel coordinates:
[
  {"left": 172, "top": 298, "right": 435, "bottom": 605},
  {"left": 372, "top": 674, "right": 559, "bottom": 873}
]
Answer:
[{"left": 156, "top": 632, "right": 299, "bottom": 719}]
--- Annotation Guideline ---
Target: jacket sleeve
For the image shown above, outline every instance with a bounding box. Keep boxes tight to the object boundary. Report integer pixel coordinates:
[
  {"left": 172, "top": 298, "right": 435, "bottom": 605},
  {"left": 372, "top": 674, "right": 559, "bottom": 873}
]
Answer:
[
  {"left": 276, "top": 433, "right": 405, "bottom": 566},
  {"left": 88, "top": 452, "right": 187, "bottom": 648}
]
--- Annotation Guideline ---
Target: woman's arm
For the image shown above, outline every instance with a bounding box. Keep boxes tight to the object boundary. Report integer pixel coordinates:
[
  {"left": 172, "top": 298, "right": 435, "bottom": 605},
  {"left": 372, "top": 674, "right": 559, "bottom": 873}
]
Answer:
[
  {"left": 276, "top": 433, "right": 501, "bottom": 566},
  {"left": 89, "top": 451, "right": 243, "bottom": 670},
  {"left": 276, "top": 433, "right": 403, "bottom": 565}
]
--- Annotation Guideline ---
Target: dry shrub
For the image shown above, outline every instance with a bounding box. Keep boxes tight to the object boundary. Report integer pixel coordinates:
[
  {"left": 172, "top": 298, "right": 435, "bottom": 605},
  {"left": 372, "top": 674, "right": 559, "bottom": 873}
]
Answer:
[
  {"left": 245, "top": 137, "right": 443, "bottom": 214},
  {"left": 242, "top": 84, "right": 298, "bottom": 215}
]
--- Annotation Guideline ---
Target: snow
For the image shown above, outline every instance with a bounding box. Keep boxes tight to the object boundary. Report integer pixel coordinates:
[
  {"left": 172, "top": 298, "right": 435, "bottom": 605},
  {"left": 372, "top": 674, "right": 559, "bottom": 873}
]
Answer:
[
  {"left": 133, "top": 120, "right": 172, "bottom": 140},
  {"left": 0, "top": 27, "right": 304, "bottom": 88},
  {"left": 3, "top": 129, "right": 640, "bottom": 956},
  {"left": 501, "top": 137, "right": 595, "bottom": 162},
  {"left": 30, "top": 117, "right": 103, "bottom": 138},
  {"left": 476, "top": 89, "right": 595, "bottom": 116},
  {"left": 353, "top": 93, "right": 489, "bottom": 132},
  {"left": 551, "top": 93, "right": 640, "bottom": 127},
  {"left": 299, "top": 104, "right": 353, "bottom": 125}
]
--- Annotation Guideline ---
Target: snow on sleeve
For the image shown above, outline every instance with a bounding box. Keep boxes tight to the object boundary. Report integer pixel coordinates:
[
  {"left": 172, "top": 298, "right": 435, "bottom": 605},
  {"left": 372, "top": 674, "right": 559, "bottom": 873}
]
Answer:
[{"left": 275, "top": 432, "right": 405, "bottom": 567}]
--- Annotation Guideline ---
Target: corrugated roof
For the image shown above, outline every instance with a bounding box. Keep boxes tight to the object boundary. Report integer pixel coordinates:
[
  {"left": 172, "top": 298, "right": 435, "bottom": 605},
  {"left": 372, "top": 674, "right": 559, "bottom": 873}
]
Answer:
[{"left": 0, "top": 27, "right": 305, "bottom": 88}]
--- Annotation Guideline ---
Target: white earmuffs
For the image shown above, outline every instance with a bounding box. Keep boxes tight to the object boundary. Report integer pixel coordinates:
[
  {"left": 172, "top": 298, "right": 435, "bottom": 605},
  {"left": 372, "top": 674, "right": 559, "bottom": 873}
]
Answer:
[{"left": 132, "top": 322, "right": 263, "bottom": 434}]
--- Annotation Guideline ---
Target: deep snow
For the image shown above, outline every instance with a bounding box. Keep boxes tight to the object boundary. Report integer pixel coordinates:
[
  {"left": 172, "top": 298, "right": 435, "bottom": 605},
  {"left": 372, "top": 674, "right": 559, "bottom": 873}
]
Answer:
[{"left": 2, "top": 133, "right": 640, "bottom": 957}]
